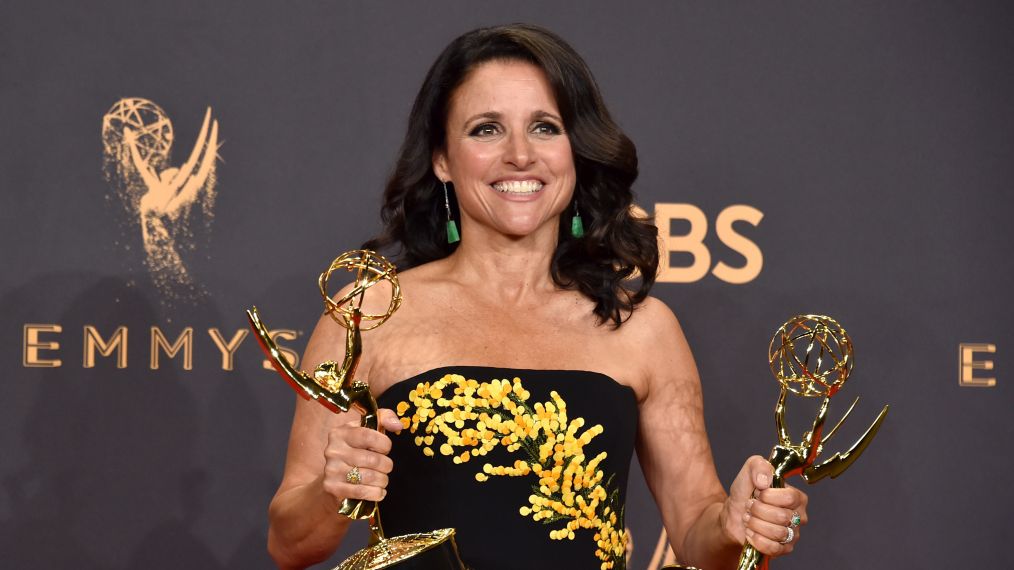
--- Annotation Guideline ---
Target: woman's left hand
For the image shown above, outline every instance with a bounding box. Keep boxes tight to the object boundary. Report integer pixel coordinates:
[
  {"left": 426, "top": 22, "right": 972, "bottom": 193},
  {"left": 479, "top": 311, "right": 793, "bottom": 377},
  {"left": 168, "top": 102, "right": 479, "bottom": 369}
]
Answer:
[{"left": 723, "top": 455, "right": 809, "bottom": 557}]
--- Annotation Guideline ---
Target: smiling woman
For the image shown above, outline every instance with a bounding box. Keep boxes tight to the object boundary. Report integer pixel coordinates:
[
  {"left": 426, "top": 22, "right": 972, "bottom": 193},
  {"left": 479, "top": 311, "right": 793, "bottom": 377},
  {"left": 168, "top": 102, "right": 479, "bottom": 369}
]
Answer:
[
  {"left": 363, "top": 24, "right": 658, "bottom": 326},
  {"left": 266, "top": 24, "right": 809, "bottom": 570},
  {"left": 433, "top": 60, "right": 577, "bottom": 241}
]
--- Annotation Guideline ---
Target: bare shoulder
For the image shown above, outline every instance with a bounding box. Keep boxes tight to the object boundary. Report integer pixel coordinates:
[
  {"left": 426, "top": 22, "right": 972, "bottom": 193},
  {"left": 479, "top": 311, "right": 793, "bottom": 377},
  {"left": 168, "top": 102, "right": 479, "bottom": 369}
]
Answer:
[
  {"left": 382, "top": 258, "right": 460, "bottom": 308},
  {"left": 622, "top": 295, "right": 699, "bottom": 399},
  {"left": 301, "top": 270, "right": 400, "bottom": 373},
  {"left": 628, "top": 295, "right": 680, "bottom": 327},
  {"left": 394, "top": 258, "right": 454, "bottom": 288},
  {"left": 623, "top": 295, "right": 689, "bottom": 350}
]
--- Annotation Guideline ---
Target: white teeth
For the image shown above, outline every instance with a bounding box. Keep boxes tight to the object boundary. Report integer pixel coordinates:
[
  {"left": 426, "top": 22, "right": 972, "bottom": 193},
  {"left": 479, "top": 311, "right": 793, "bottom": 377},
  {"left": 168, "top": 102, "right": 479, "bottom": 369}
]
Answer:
[{"left": 492, "top": 180, "right": 544, "bottom": 194}]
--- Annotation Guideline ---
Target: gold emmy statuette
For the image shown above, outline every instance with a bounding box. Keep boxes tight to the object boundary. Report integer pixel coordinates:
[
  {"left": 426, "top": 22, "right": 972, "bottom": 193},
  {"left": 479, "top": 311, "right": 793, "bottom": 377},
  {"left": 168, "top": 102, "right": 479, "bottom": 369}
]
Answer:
[
  {"left": 247, "top": 250, "right": 466, "bottom": 570},
  {"left": 734, "top": 314, "right": 889, "bottom": 570}
]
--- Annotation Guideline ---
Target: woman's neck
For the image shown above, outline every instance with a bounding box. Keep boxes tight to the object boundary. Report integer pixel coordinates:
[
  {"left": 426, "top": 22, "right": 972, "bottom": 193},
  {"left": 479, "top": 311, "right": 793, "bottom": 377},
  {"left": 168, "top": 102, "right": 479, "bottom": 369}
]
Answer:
[{"left": 443, "top": 223, "right": 560, "bottom": 302}]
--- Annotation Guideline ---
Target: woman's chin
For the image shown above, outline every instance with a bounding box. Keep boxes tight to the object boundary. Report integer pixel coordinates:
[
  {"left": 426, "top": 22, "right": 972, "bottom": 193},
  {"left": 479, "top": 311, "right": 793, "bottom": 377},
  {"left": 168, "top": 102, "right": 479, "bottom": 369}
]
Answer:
[{"left": 494, "top": 220, "right": 558, "bottom": 240}]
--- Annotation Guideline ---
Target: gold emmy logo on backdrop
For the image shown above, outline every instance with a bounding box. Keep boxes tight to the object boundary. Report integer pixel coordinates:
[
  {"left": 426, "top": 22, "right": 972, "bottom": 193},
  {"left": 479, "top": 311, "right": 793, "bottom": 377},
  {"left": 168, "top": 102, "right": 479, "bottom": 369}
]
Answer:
[
  {"left": 247, "top": 250, "right": 466, "bottom": 570},
  {"left": 101, "top": 98, "right": 221, "bottom": 303}
]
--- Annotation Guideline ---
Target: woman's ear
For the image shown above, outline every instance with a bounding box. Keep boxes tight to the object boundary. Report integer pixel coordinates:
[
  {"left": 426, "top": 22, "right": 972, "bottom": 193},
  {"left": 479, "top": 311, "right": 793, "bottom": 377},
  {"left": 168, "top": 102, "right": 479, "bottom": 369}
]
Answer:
[{"left": 432, "top": 149, "right": 450, "bottom": 183}]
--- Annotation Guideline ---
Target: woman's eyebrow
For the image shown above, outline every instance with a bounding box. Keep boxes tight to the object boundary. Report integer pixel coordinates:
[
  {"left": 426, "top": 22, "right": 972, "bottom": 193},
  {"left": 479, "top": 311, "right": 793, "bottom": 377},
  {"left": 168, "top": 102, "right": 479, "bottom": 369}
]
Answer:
[
  {"left": 462, "top": 110, "right": 563, "bottom": 125},
  {"left": 463, "top": 111, "right": 502, "bottom": 125},
  {"left": 531, "top": 110, "right": 563, "bottom": 123}
]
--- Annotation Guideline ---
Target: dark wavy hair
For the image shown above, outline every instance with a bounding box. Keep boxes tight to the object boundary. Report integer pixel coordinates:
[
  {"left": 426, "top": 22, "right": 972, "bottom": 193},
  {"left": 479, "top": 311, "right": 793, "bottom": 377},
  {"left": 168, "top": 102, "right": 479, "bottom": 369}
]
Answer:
[{"left": 363, "top": 23, "right": 658, "bottom": 327}]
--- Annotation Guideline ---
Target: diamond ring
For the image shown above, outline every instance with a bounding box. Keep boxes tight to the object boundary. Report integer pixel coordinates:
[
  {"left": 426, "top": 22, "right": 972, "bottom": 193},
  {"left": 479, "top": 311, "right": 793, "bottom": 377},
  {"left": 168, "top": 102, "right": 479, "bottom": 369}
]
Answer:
[{"left": 779, "top": 525, "right": 795, "bottom": 545}]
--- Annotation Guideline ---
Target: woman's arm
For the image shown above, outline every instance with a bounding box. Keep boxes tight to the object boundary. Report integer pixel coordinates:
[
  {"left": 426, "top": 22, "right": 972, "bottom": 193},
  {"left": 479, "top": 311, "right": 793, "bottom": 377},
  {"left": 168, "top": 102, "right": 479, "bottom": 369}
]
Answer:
[
  {"left": 632, "top": 298, "right": 806, "bottom": 568},
  {"left": 266, "top": 307, "right": 402, "bottom": 569}
]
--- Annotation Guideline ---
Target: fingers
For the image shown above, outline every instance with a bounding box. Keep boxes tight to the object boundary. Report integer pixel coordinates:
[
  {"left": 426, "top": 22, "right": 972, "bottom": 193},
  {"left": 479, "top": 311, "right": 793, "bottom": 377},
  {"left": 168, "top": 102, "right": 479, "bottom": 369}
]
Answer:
[
  {"left": 748, "top": 455, "right": 775, "bottom": 492},
  {"left": 727, "top": 456, "right": 811, "bottom": 558},
  {"left": 744, "top": 484, "right": 809, "bottom": 557},
  {"left": 753, "top": 486, "right": 798, "bottom": 509},
  {"left": 752, "top": 484, "right": 808, "bottom": 523},
  {"left": 332, "top": 424, "right": 394, "bottom": 455},
  {"left": 729, "top": 455, "right": 772, "bottom": 502},
  {"left": 325, "top": 428, "right": 395, "bottom": 474},
  {"left": 322, "top": 419, "right": 398, "bottom": 506},
  {"left": 339, "top": 445, "right": 395, "bottom": 475},
  {"left": 747, "top": 497, "right": 800, "bottom": 527},
  {"left": 745, "top": 501, "right": 800, "bottom": 556},
  {"left": 322, "top": 462, "right": 388, "bottom": 502},
  {"left": 745, "top": 521, "right": 798, "bottom": 557},
  {"left": 378, "top": 408, "right": 404, "bottom": 434}
]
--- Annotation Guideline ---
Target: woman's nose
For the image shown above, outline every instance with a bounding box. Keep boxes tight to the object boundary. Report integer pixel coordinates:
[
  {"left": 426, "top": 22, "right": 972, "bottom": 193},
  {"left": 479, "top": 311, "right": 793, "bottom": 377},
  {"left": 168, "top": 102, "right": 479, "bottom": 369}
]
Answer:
[{"left": 502, "top": 130, "right": 535, "bottom": 168}]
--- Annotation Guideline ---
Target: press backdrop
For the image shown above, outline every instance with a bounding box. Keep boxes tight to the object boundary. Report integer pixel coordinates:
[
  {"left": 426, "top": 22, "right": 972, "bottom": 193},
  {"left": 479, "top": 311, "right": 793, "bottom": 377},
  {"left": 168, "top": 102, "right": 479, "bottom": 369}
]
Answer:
[{"left": 2, "top": 1, "right": 1011, "bottom": 568}]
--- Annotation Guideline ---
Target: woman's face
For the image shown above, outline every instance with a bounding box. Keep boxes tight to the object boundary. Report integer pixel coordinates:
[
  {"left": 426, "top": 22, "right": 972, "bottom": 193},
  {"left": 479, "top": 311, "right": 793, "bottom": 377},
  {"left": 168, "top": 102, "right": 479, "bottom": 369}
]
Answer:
[{"left": 433, "top": 59, "right": 576, "bottom": 239}]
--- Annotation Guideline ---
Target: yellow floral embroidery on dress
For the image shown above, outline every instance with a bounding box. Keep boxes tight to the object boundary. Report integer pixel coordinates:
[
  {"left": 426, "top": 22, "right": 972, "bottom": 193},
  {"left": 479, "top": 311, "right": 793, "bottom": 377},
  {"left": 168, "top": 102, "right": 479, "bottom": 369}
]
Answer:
[{"left": 398, "top": 373, "right": 628, "bottom": 570}]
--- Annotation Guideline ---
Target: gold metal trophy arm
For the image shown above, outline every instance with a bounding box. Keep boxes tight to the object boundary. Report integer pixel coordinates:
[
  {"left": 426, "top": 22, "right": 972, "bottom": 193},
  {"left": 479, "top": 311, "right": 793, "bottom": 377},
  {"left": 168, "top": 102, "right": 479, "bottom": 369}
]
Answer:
[
  {"left": 774, "top": 387, "right": 792, "bottom": 447},
  {"left": 331, "top": 309, "right": 380, "bottom": 434},
  {"left": 246, "top": 307, "right": 354, "bottom": 414},
  {"left": 803, "top": 404, "right": 889, "bottom": 484},
  {"left": 820, "top": 396, "right": 860, "bottom": 449},
  {"left": 800, "top": 396, "right": 831, "bottom": 466},
  {"left": 768, "top": 391, "right": 829, "bottom": 482}
]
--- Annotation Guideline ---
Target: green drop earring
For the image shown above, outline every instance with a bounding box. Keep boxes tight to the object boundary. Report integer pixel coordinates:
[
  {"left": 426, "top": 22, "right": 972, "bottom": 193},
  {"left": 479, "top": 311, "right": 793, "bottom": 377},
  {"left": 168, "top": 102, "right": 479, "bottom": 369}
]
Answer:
[
  {"left": 570, "top": 199, "right": 585, "bottom": 238},
  {"left": 443, "top": 181, "right": 460, "bottom": 244}
]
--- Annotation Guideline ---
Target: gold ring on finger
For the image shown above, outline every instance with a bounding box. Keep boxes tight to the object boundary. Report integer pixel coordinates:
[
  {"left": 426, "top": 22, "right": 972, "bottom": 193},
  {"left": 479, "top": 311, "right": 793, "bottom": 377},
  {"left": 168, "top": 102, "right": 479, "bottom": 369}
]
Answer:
[
  {"left": 346, "top": 465, "right": 362, "bottom": 485},
  {"left": 790, "top": 511, "right": 802, "bottom": 527}
]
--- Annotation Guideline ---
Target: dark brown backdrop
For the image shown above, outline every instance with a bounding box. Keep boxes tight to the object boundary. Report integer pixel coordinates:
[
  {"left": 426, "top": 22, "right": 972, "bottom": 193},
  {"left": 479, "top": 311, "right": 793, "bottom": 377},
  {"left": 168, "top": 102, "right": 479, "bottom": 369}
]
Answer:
[{"left": 2, "top": 1, "right": 1011, "bottom": 568}]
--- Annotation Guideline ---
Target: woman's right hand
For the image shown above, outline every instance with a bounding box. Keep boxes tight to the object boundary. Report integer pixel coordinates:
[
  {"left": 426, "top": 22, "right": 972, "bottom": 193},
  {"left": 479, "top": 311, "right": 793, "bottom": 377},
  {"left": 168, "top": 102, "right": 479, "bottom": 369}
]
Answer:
[{"left": 322, "top": 408, "right": 404, "bottom": 506}]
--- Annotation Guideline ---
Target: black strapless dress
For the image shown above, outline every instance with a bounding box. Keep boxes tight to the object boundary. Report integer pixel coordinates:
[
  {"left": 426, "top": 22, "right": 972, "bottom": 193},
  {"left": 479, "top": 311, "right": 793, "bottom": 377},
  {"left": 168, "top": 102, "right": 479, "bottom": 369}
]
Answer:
[{"left": 376, "top": 366, "right": 639, "bottom": 570}]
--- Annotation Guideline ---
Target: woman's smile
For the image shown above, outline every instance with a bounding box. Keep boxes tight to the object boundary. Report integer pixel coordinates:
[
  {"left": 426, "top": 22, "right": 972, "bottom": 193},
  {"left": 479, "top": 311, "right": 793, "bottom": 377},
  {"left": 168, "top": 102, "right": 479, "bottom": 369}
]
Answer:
[{"left": 491, "top": 179, "right": 544, "bottom": 195}]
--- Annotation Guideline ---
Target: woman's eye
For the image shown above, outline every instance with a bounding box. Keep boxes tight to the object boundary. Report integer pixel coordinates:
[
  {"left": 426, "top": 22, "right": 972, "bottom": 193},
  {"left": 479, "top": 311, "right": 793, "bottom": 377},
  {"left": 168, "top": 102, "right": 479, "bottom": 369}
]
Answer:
[
  {"left": 469, "top": 123, "right": 500, "bottom": 137},
  {"left": 532, "top": 122, "right": 562, "bottom": 136}
]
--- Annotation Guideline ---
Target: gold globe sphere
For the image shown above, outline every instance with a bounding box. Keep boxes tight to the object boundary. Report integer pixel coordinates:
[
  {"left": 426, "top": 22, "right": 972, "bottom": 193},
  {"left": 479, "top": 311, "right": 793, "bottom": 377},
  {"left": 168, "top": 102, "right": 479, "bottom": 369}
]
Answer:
[
  {"left": 318, "top": 250, "right": 402, "bottom": 331},
  {"left": 101, "top": 98, "right": 174, "bottom": 168},
  {"left": 768, "top": 314, "right": 853, "bottom": 398}
]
